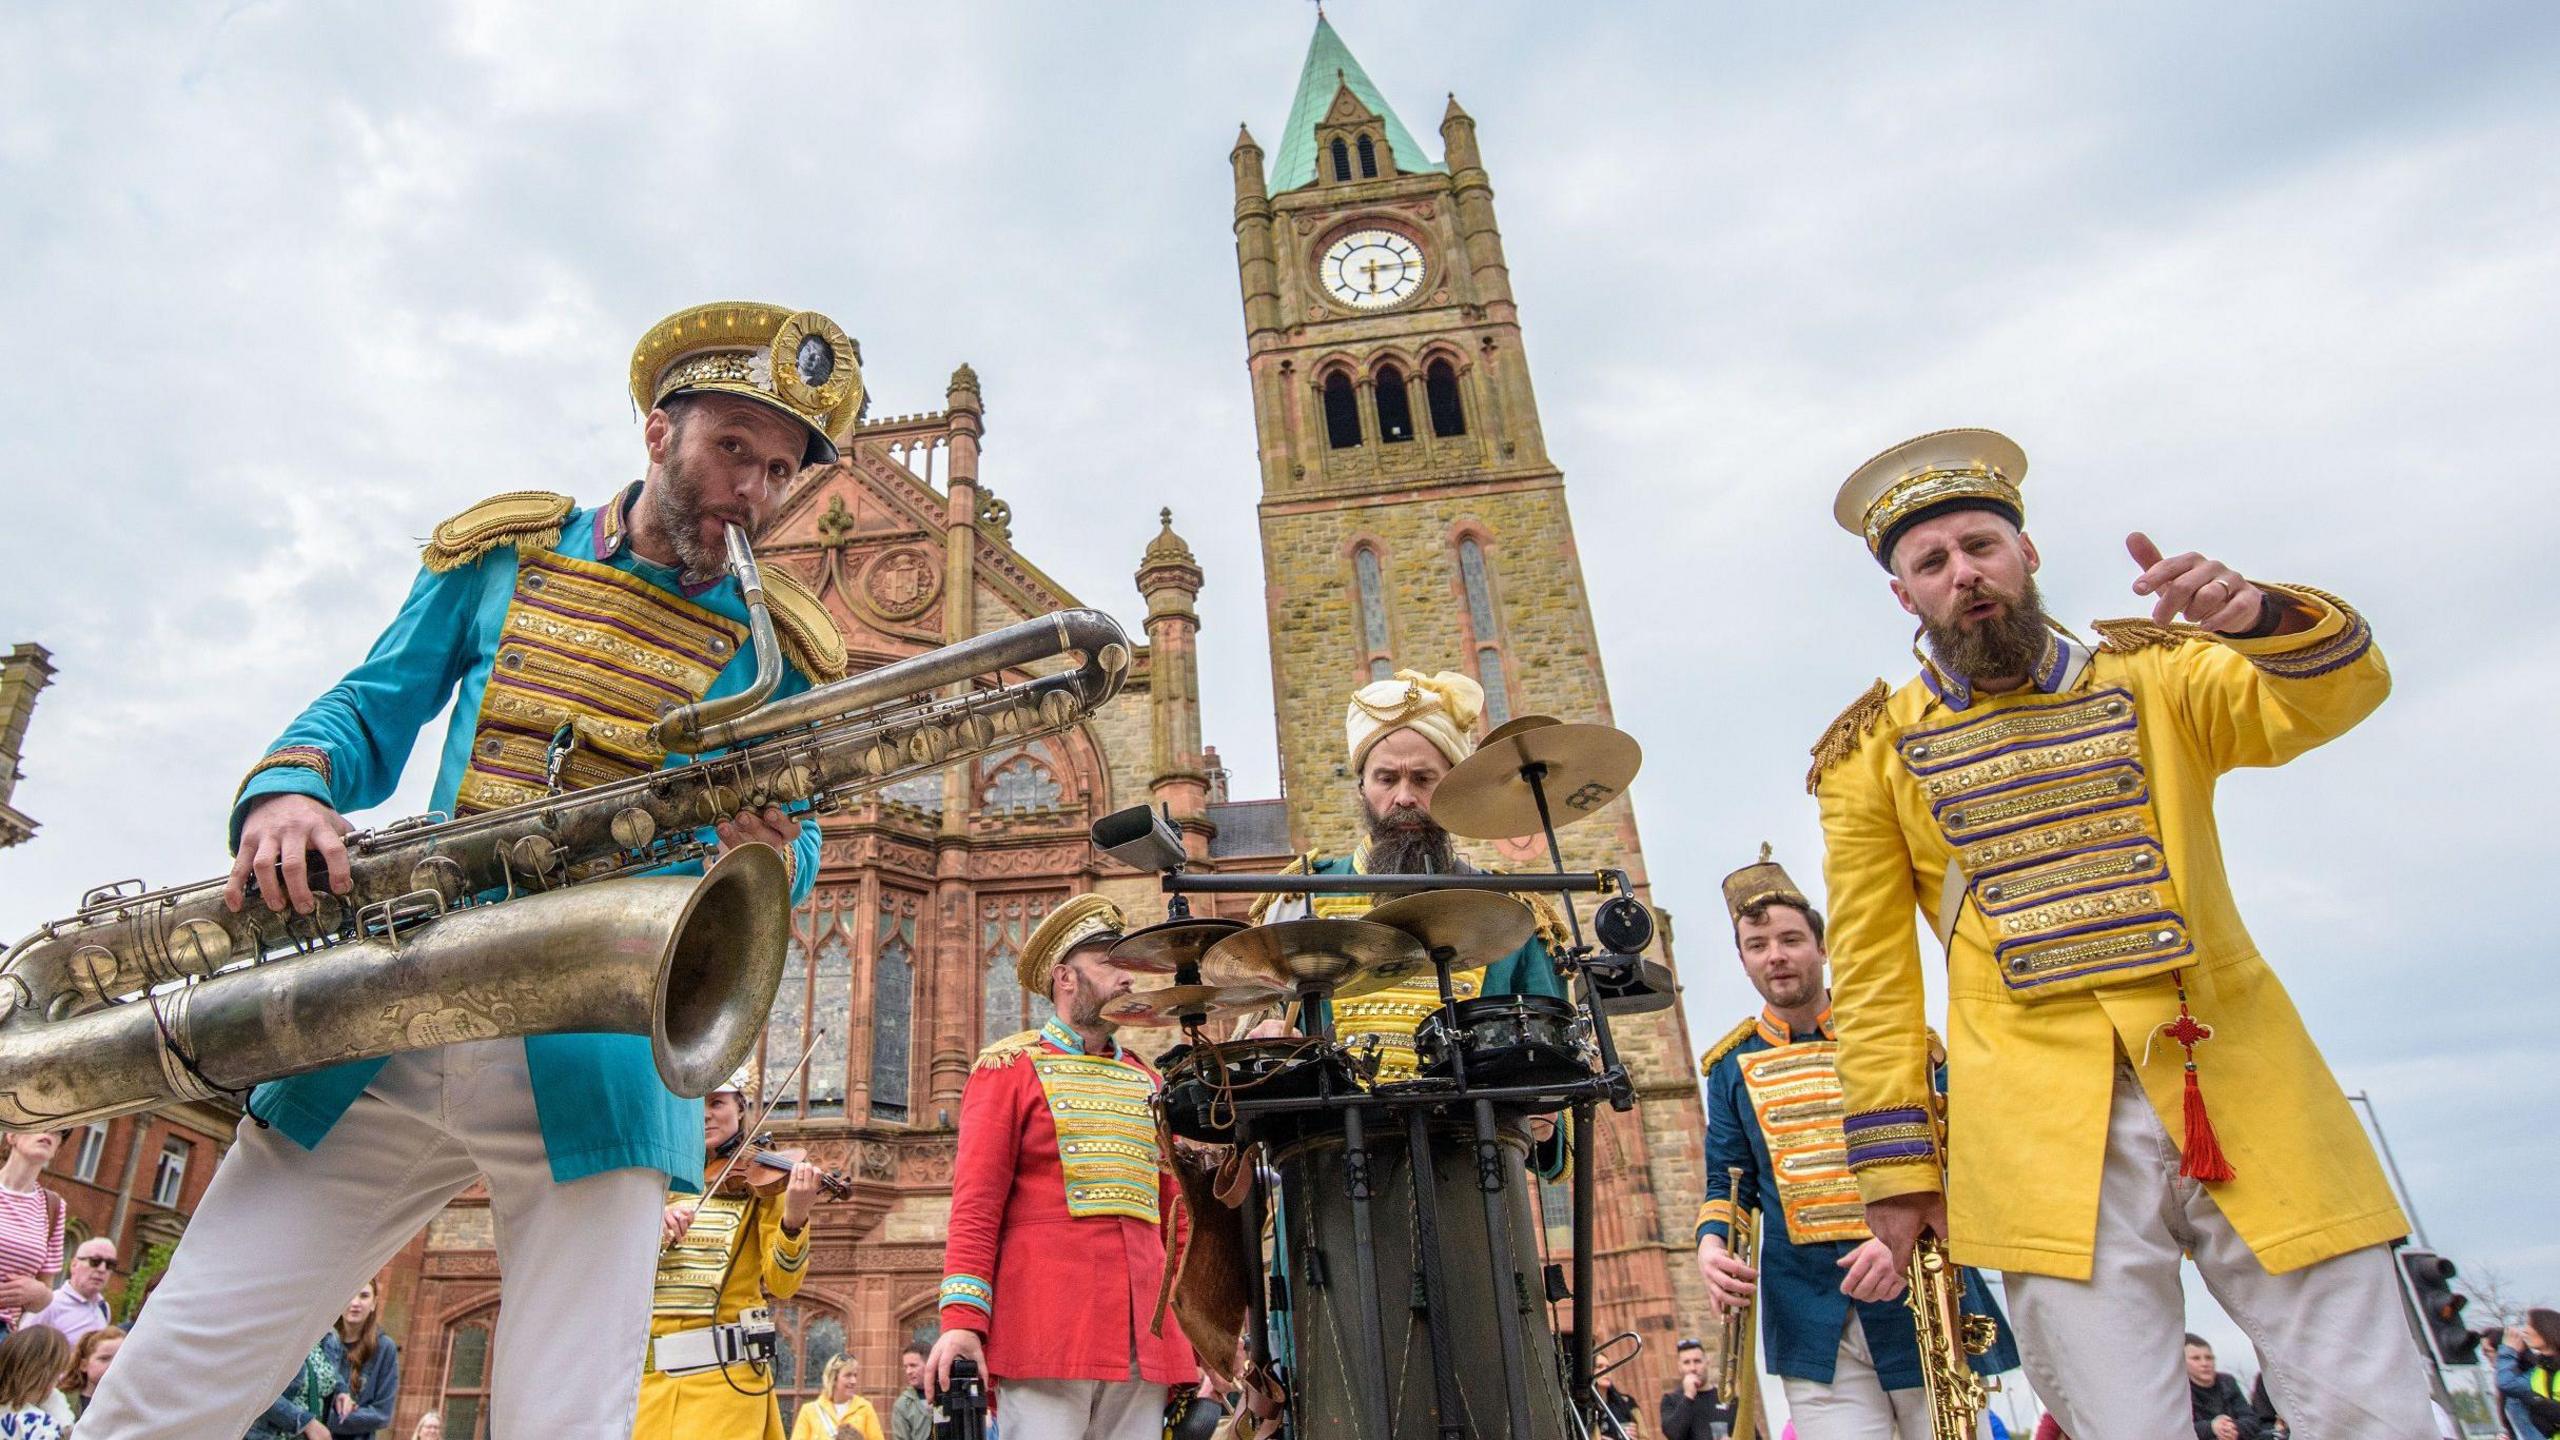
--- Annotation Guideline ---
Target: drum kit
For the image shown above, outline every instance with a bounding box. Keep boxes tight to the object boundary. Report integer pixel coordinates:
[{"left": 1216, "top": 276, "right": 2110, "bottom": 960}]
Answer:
[{"left": 1089, "top": 718, "right": 1664, "bottom": 1440}]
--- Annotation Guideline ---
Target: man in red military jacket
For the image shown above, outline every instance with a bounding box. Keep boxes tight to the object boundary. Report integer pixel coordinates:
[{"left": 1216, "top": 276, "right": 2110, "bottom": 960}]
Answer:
[{"left": 928, "top": 894, "right": 1194, "bottom": 1440}]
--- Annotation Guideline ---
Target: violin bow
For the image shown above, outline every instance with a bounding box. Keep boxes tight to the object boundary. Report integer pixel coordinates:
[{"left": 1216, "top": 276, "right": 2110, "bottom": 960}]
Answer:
[{"left": 696, "top": 1029, "right": 824, "bottom": 1211}]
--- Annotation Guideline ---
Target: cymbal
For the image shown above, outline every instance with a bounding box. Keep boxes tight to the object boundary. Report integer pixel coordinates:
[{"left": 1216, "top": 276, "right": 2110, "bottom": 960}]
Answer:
[
  {"left": 1107, "top": 917, "right": 1249, "bottom": 975},
  {"left": 1431, "top": 717, "right": 1643, "bottom": 840},
  {"left": 1363, "top": 889, "right": 1536, "bottom": 963},
  {"left": 1101, "top": 982, "right": 1291, "bottom": 1028},
  {"left": 1201, "top": 919, "right": 1430, "bottom": 1001},
  {"left": 1591, "top": 958, "right": 1680, "bottom": 1015}
]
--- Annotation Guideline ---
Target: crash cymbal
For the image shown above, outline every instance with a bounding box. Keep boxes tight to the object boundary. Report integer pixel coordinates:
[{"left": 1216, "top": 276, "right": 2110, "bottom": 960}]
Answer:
[
  {"left": 1591, "top": 958, "right": 1680, "bottom": 1015},
  {"left": 1107, "top": 917, "right": 1249, "bottom": 975},
  {"left": 1363, "top": 889, "right": 1536, "bottom": 963},
  {"left": 1431, "top": 718, "right": 1643, "bottom": 840},
  {"left": 1101, "top": 982, "right": 1292, "bottom": 1028},
  {"left": 1201, "top": 919, "right": 1430, "bottom": 1001}
]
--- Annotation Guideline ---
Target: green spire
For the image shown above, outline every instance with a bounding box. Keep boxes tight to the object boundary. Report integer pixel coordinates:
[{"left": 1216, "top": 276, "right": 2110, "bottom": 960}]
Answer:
[{"left": 1267, "top": 15, "right": 1444, "bottom": 194}]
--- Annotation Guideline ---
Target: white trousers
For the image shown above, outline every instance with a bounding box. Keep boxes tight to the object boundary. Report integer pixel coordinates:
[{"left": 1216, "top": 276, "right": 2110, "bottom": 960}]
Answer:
[
  {"left": 1780, "top": 1312, "right": 1932, "bottom": 1440},
  {"left": 79, "top": 1038, "right": 666, "bottom": 1440},
  {"left": 995, "top": 1377, "right": 1162, "bottom": 1440},
  {"left": 2004, "top": 1065, "right": 2434, "bottom": 1440}
]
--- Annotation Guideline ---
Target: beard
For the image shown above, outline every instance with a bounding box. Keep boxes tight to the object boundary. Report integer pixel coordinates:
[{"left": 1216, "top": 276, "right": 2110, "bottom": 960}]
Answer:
[
  {"left": 652, "top": 447, "right": 758, "bottom": 587},
  {"left": 1363, "top": 798, "right": 1459, "bottom": 875},
  {"left": 1922, "top": 574, "right": 2053, "bottom": 683}
]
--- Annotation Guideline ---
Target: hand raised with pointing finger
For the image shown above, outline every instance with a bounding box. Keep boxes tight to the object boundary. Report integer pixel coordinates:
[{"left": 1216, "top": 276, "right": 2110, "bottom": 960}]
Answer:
[{"left": 2125, "top": 532, "right": 2265, "bottom": 634}]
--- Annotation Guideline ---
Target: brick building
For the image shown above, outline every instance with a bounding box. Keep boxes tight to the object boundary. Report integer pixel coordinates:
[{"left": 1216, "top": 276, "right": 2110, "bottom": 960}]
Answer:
[{"left": 379, "top": 16, "right": 1711, "bottom": 1434}]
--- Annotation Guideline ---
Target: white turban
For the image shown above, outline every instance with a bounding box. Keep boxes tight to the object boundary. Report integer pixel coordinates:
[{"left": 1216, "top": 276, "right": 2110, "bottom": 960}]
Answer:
[{"left": 1346, "top": 670, "right": 1484, "bottom": 772}]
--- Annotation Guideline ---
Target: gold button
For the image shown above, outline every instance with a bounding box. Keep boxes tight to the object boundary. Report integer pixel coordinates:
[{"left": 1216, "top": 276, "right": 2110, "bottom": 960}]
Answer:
[
  {"left": 523, "top": 572, "right": 548, "bottom": 592},
  {"left": 500, "top": 650, "right": 525, "bottom": 670},
  {"left": 2153, "top": 928, "right": 2177, "bottom": 945}
]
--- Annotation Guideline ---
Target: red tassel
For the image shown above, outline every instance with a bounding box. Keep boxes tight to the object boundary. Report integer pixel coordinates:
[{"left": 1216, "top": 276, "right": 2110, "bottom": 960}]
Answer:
[{"left": 2179, "top": 1061, "right": 2236, "bottom": 1182}]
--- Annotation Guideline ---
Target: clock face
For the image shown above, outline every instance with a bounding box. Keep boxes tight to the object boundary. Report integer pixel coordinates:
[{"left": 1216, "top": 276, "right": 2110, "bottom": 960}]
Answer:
[{"left": 1320, "top": 229, "right": 1427, "bottom": 310}]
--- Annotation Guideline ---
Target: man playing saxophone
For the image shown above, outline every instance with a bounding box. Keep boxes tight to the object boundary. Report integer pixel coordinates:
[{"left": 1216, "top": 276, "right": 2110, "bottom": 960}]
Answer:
[
  {"left": 1696, "top": 847, "right": 2014, "bottom": 1440},
  {"left": 79, "top": 303, "right": 858, "bottom": 1440}
]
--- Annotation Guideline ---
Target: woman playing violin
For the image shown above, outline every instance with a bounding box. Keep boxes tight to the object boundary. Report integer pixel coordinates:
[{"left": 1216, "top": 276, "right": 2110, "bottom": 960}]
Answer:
[{"left": 633, "top": 1066, "right": 833, "bottom": 1440}]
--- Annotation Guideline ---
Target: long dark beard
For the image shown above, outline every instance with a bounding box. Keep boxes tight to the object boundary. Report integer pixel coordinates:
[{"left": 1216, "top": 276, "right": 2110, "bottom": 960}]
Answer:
[
  {"left": 1923, "top": 575, "right": 2053, "bottom": 684},
  {"left": 1363, "top": 801, "right": 1459, "bottom": 875},
  {"left": 652, "top": 449, "right": 735, "bottom": 587}
]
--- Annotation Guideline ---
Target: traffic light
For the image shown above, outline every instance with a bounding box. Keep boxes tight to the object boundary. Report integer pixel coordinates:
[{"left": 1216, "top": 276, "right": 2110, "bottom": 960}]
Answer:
[{"left": 2400, "top": 1249, "right": 2480, "bottom": 1366}]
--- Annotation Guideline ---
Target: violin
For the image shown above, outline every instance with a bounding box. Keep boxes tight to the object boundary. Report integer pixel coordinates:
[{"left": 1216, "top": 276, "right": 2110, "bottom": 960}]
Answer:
[{"left": 710, "top": 1129, "right": 854, "bottom": 1200}]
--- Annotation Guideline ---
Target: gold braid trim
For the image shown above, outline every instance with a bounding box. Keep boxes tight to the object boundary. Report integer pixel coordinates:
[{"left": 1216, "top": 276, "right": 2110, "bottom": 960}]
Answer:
[
  {"left": 972, "top": 1029, "right": 1044, "bottom": 1073},
  {"left": 420, "top": 491, "right": 574, "bottom": 574},
  {"left": 2092, "top": 617, "right": 2209, "bottom": 654},
  {"left": 1805, "top": 678, "right": 1891, "bottom": 794},
  {"left": 1521, "top": 891, "right": 1571, "bottom": 951},
  {"left": 1699, "top": 1016, "right": 1759, "bottom": 1076},
  {"left": 1246, "top": 853, "right": 1317, "bottom": 923},
  {"left": 761, "top": 564, "right": 850, "bottom": 683}
]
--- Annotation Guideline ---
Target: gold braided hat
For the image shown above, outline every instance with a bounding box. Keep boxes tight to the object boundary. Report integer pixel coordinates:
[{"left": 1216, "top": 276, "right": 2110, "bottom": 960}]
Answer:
[
  {"left": 1346, "top": 669, "right": 1484, "bottom": 771},
  {"left": 1834, "top": 427, "right": 2028, "bottom": 567},
  {"left": 1019, "top": 893, "right": 1125, "bottom": 997},
  {"left": 1721, "top": 842, "right": 1810, "bottom": 922},
  {"left": 630, "top": 302, "right": 865, "bottom": 465}
]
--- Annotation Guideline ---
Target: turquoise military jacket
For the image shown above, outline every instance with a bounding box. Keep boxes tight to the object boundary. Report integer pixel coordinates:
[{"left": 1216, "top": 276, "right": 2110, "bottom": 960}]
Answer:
[{"left": 230, "top": 490, "right": 822, "bottom": 1190}]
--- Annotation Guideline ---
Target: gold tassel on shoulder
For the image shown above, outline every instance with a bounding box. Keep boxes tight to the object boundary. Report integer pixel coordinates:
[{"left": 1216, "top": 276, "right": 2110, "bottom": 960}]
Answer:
[
  {"left": 1699, "top": 1016, "right": 1759, "bottom": 1076},
  {"left": 1805, "top": 679, "right": 1891, "bottom": 794},
  {"left": 972, "top": 1029, "right": 1043, "bottom": 1073},
  {"left": 2091, "top": 617, "right": 2207, "bottom": 654},
  {"left": 421, "top": 491, "right": 575, "bottom": 573}
]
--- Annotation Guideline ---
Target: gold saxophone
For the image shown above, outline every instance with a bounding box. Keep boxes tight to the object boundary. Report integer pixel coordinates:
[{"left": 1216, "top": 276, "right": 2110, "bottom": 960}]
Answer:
[
  {"left": 1904, "top": 1100, "right": 1998, "bottom": 1440},
  {"left": 0, "top": 526, "right": 1131, "bottom": 1130},
  {"left": 1716, "top": 1165, "right": 1762, "bottom": 1440}
]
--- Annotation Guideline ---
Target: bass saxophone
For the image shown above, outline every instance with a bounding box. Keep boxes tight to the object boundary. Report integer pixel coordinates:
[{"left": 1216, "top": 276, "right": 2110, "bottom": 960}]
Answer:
[
  {"left": 1904, "top": 1097, "right": 1999, "bottom": 1440},
  {"left": 0, "top": 526, "right": 1131, "bottom": 1130}
]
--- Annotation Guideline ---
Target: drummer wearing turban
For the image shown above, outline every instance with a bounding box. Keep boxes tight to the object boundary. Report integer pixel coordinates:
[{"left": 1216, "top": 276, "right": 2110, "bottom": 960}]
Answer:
[
  {"left": 930, "top": 894, "right": 1195, "bottom": 1439},
  {"left": 1249, "top": 669, "right": 1569, "bottom": 1081}
]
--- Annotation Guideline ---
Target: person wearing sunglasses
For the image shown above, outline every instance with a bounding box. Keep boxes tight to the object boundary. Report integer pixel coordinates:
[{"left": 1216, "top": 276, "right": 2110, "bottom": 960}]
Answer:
[{"left": 25, "top": 1240, "right": 118, "bottom": 1345}]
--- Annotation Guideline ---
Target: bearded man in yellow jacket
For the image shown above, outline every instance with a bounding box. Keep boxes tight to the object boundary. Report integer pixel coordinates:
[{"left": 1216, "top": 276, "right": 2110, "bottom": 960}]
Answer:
[{"left": 1811, "top": 430, "right": 2432, "bottom": 1440}]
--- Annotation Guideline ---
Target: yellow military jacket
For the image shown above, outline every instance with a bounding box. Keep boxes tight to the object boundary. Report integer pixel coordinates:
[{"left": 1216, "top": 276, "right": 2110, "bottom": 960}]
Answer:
[
  {"left": 1814, "top": 584, "right": 2407, "bottom": 1280},
  {"left": 634, "top": 1188, "right": 812, "bottom": 1440}
]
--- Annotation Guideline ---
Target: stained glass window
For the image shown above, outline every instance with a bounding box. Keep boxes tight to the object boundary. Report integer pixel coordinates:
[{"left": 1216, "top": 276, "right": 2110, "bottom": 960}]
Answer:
[
  {"left": 982, "top": 896, "right": 1056, "bottom": 1045},
  {"left": 764, "top": 938, "right": 808, "bottom": 1115},
  {"left": 770, "top": 1302, "right": 849, "bottom": 1429},
  {"left": 1354, "top": 547, "right": 1391, "bottom": 682},
  {"left": 808, "top": 937, "right": 851, "bottom": 1115},
  {"left": 1458, "top": 538, "right": 1512, "bottom": 726},
  {"left": 441, "top": 1317, "right": 493, "bottom": 1439},
  {"left": 982, "top": 756, "right": 1062, "bottom": 812},
  {"left": 880, "top": 773, "right": 945, "bottom": 814},
  {"left": 872, "top": 907, "right": 915, "bottom": 1122}
]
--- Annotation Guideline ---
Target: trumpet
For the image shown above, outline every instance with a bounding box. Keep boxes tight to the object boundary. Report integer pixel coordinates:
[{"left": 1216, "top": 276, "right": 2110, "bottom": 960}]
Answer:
[{"left": 0, "top": 527, "right": 1131, "bottom": 1130}]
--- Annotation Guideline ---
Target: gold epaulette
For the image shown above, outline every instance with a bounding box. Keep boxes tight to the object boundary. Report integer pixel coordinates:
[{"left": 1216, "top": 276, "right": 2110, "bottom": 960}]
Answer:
[
  {"left": 1699, "top": 1016, "right": 1758, "bottom": 1076},
  {"left": 973, "top": 1029, "right": 1044, "bottom": 1073},
  {"left": 421, "top": 491, "right": 575, "bottom": 574},
  {"left": 1805, "top": 678, "right": 1891, "bottom": 794},
  {"left": 1246, "top": 853, "right": 1317, "bottom": 923},
  {"left": 1521, "top": 891, "right": 1571, "bottom": 951},
  {"left": 761, "top": 564, "right": 849, "bottom": 683},
  {"left": 2091, "top": 617, "right": 2208, "bottom": 654}
]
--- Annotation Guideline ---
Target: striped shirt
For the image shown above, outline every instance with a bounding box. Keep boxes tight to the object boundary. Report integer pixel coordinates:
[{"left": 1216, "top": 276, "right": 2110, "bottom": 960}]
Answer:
[{"left": 0, "top": 1185, "right": 62, "bottom": 1325}]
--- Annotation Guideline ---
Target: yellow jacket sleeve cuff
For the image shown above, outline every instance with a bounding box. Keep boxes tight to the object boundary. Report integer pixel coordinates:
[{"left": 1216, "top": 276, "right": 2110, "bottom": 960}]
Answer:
[{"left": 2218, "top": 583, "right": 2373, "bottom": 678}]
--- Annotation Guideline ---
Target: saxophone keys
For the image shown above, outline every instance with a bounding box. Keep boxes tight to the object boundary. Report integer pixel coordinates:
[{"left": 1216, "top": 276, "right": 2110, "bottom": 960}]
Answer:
[
  {"left": 409, "top": 855, "right": 468, "bottom": 903},
  {"left": 947, "top": 714, "right": 993, "bottom": 750},
  {"left": 905, "top": 726, "right": 953, "bottom": 764},
  {"left": 1038, "top": 691, "right": 1078, "bottom": 729},
  {"left": 611, "top": 807, "right": 659, "bottom": 849},
  {"left": 167, "top": 918, "right": 233, "bottom": 976},
  {"left": 861, "top": 741, "right": 900, "bottom": 777},
  {"left": 510, "top": 834, "right": 562, "bottom": 879}
]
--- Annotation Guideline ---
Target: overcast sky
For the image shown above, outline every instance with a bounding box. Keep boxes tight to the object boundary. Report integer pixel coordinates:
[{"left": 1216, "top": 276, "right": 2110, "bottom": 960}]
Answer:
[{"left": 3, "top": 0, "right": 2555, "bottom": 1412}]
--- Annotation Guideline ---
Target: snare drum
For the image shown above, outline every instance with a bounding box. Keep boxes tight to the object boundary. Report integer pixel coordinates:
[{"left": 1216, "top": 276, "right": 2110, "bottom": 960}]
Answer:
[
  {"left": 1414, "top": 994, "right": 1592, "bottom": 1090},
  {"left": 1158, "top": 1038, "right": 1352, "bottom": 1145}
]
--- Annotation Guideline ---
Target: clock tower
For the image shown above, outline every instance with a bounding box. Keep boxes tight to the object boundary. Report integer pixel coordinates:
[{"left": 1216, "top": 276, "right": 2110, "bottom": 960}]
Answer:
[{"left": 1229, "top": 17, "right": 1714, "bottom": 1398}]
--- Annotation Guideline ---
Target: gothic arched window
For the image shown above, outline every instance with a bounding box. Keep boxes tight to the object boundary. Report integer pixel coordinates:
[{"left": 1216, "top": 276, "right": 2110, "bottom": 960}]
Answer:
[
  {"left": 982, "top": 896, "right": 1057, "bottom": 1046},
  {"left": 1353, "top": 545, "right": 1393, "bottom": 682},
  {"left": 763, "top": 936, "right": 808, "bottom": 1115},
  {"left": 1457, "top": 536, "right": 1512, "bottom": 726},
  {"left": 1323, "top": 371, "right": 1363, "bottom": 449},
  {"left": 807, "top": 936, "right": 852, "bottom": 1115},
  {"left": 1356, "top": 133, "right": 1378, "bottom": 178},
  {"left": 1373, "top": 363, "right": 1414, "bottom": 443},
  {"left": 1329, "top": 138, "right": 1353, "bottom": 183},
  {"left": 440, "top": 1315, "right": 494, "bottom": 1439},
  {"left": 770, "top": 1302, "right": 848, "bottom": 1432},
  {"left": 1426, "top": 359, "right": 1467, "bottom": 437},
  {"left": 981, "top": 753, "right": 1063, "bottom": 812},
  {"left": 870, "top": 905, "right": 915, "bottom": 1122}
]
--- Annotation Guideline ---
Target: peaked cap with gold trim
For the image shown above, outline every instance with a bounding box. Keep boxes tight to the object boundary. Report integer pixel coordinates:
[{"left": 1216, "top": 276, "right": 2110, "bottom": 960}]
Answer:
[
  {"left": 1019, "top": 893, "right": 1124, "bottom": 997},
  {"left": 1835, "top": 427, "right": 2027, "bottom": 568},
  {"left": 631, "top": 302, "right": 865, "bottom": 466},
  {"left": 1722, "top": 842, "right": 1811, "bottom": 921}
]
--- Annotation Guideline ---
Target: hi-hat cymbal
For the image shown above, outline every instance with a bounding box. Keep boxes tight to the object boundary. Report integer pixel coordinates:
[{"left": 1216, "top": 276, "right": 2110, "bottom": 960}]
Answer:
[
  {"left": 1431, "top": 717, "right": 1643, "bottom": 840},
  {"left": 1102, "top": 982, "right": 1292, "bottom": 1028},
  {"left": 1363, "top": 890, "right": 1536, "bottom": 963},
  {"left": 1107, "top": 917, "right": 1249, "bottom": 975},
  {"left": 1202, "top": 919, "right": 1430, "bottom": 1001}
]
